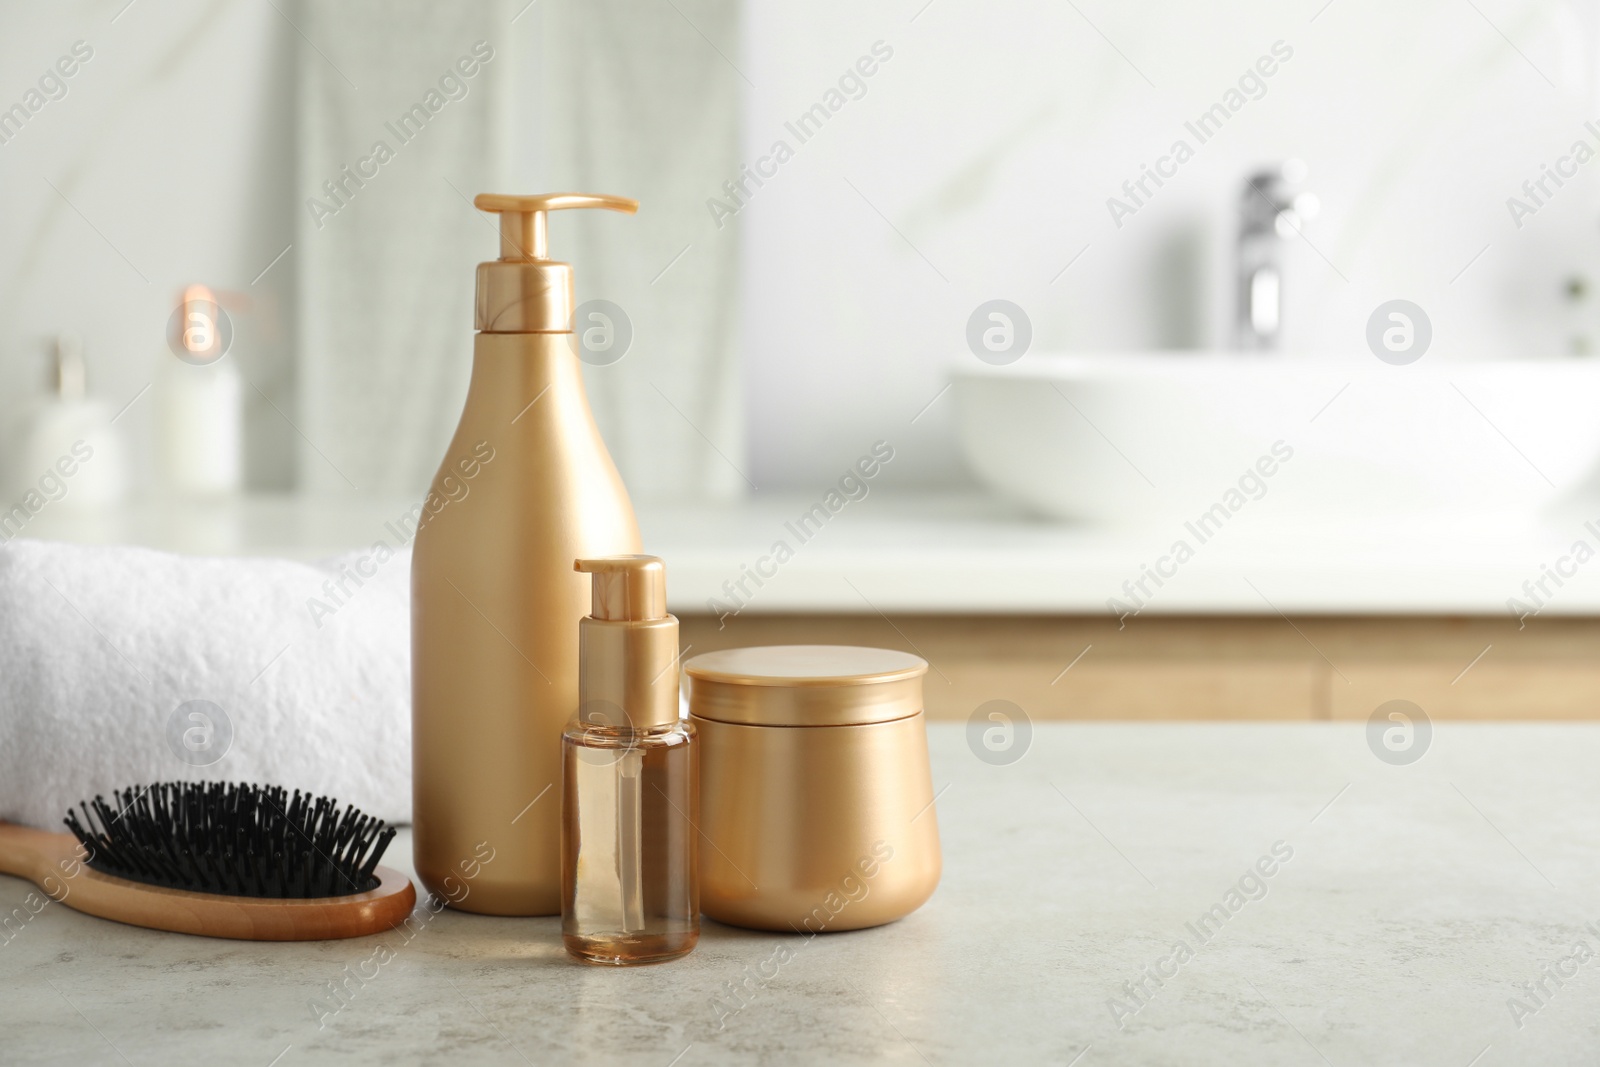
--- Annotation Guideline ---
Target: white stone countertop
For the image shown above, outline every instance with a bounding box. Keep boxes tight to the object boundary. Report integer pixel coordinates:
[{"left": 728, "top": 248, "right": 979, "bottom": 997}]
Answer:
[
  {"left": 16, "top": 490, "right": 1600, "bottom": 617},
  {"left": 6, "top": 723, "right": 1600, "bottom": 1065}
]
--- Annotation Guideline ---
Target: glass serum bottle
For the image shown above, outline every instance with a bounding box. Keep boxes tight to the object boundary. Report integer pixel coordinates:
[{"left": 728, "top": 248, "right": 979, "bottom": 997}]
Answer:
[{"left": 562, "top": 556, "right": 698, "bottom": 965}]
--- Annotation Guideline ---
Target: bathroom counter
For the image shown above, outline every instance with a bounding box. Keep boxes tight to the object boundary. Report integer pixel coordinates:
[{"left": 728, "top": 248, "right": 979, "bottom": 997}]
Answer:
[
  {"left": 15, "top": 490, "right": 1600, "bottom": 616},
  {"left": 5, "top": 722, "right": 1600, "bottom": 1065}
]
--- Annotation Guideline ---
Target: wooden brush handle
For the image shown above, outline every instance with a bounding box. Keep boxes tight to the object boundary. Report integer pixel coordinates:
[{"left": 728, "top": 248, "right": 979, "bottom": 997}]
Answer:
[{"left": 0, "top": 821, "right": 417, "bottom": 941}]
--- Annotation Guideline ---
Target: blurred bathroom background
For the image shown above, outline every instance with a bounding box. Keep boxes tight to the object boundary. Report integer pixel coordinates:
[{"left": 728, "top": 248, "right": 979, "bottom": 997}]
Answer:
[
  {"left": 7, "top": 0, "right": 1600, "bottom": 497},
  {"left": 9, "top": 0, "right": 1600, "bottom": 729}
]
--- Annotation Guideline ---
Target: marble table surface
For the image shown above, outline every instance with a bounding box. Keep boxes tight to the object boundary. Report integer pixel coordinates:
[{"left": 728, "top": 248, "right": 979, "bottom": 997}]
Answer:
[{"left": 7, "top": 722, "right": 1600, "bottom": 1065}]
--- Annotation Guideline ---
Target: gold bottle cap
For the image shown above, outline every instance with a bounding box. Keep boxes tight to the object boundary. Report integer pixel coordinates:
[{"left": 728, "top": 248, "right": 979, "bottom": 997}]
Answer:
[
  {"left": 575, "top": 556, "right": 679, "bottom": 730},
  {"left": 576, "top": 555, "right": 666, "bottom": 621},
  {"left": 685, "top": 645, "right": 927, "bottom": 727},
  {"left": 472, "top": 193, "right": 638, "bottom": 334}
]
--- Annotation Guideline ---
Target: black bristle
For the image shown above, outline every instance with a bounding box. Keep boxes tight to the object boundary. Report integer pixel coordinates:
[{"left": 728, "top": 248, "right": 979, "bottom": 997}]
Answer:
[{"left": 62, "top": 782, "right": 396, "bottom": 899}]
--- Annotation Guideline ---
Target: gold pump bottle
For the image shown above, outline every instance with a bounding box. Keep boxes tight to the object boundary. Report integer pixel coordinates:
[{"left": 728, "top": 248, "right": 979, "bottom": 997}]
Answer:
[
  {"left": 562, "top": 556, "right": 698, "bottom": 964},
  {"left": 412, "top": 193, "right": 642, "bottom": 915}
]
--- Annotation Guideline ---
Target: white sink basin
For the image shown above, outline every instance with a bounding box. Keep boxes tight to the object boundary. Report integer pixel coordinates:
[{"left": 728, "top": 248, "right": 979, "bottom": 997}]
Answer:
[{"left": 954, "top": 354, "right": 1600, "bottom": 525}]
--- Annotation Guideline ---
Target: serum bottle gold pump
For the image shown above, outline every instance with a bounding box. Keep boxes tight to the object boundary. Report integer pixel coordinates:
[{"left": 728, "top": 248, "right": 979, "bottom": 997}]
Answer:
[
  {"left": 412, "top": 194, "right": 642, "bottom": 916},
  {"left": 563, "top": 556, "right": 698, "bottom": 965}
]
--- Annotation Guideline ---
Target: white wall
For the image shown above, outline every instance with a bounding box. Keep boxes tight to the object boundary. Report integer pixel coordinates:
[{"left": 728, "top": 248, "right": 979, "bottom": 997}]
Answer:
[
  {"left": 739, "top": 0, "right": 1600, "bottom": 489},
  {"left": 7, "top": 1, "right": 1600, "bottom": 502},
  {"left": 0, "top": 0, "right": 297, "bottom": 492}
]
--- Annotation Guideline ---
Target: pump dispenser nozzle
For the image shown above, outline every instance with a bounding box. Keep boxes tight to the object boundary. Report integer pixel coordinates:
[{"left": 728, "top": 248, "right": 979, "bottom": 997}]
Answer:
[
  {"left": 574, "top": 555, "right": 679, "bottom": 729},
  {"left": 577, "top": 555, "right": 666, "bottom": 622},
  {"left": 472, "top": 193, "right": 638, "bottom": 334},
  {"left": 50, "top": 333, "right": 86, "bottom": 401}
]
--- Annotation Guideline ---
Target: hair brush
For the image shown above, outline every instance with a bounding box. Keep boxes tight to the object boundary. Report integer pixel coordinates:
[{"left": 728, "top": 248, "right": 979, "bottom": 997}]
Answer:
[{"left": 0, "top": 782, "right": 415, "bottom": 941}]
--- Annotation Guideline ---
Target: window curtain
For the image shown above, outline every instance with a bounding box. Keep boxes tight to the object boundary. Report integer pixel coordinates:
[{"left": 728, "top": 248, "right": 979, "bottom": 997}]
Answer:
[{"left": 296, "top": 0, "right": 744, "bottom": 501}]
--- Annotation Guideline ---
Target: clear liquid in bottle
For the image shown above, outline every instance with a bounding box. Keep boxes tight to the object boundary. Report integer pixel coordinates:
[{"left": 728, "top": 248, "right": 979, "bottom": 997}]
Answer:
[{"left": 561, "top": 721, "right": 697, "bottom": 964}]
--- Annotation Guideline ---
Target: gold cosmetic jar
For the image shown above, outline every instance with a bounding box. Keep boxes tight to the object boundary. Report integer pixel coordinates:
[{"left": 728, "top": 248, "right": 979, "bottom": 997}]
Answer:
[{"left": 684, "top": 645, "right": 941, "bottom": 933}]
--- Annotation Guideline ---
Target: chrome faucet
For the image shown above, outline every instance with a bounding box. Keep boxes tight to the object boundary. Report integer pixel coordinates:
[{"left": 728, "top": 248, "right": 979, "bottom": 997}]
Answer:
[{"left": 1235, "top": 162, "right": 1318, "bottom": 351}]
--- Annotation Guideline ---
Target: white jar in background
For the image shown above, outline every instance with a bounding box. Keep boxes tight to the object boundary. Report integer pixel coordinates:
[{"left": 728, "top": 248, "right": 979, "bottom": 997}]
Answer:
[
  {"left": 11, "top": 333, "right": 127, "bottom": 510},
  {"left": 158, "top": 357, "right": 242, "bottom": 496},
  {"left": 158, "top": 285, "right": 243, "bottom": 497}
]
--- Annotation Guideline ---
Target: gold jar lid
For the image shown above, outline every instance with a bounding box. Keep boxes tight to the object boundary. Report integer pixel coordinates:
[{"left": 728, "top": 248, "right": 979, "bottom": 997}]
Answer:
[{"left": 685, "top": 645, "right": 927, "bottom": 727}]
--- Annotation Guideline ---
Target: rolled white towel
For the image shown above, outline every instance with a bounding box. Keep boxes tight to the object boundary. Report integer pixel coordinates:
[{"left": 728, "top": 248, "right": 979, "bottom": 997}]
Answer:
[{"left": 0, "top": 538, "right": 411, "bottom": 830}]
